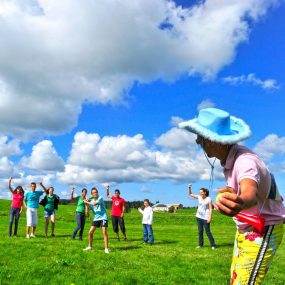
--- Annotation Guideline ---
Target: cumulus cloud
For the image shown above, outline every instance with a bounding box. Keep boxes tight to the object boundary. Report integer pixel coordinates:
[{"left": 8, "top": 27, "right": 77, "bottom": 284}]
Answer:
[
  {"left": 197, "top": 99, "right": 215, "bottom": 111},
  {"left": 57, "top": 129, "right": 223, "bottom": 185},
  {"left": 0, "top": 0, "right": 278, "bottom": 137},
  {"left": 222, "top": 73, "right": 279, "bottom": 90},
  {"left": 253, "top": 134, "right": 285, "bottom": 161},
  {"left": 0, "top": 136, "right": 21, "bottom": 157},
  {"left": 21, "top": 140, "right": 65, "bottom": 171}
]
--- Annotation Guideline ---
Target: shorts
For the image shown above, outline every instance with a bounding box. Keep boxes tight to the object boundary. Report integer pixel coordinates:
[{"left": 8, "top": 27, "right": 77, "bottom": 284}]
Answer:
[
  {"left": 112, "top": 216, "right": 126, "bottom": 233},
  {"left": 92, "top": 220, "right": 108, "bottom": 228},
  {"left": 44, "top": 210, "right": 55, "bottom": 218},
  {"left": 26, "top": 208, "right": 38, "bottom": 227}
]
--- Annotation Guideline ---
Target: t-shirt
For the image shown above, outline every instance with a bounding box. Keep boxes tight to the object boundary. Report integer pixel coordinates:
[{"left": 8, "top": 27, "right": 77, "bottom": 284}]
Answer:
[
  {"left": 76, "top": 197, "right": 86, "bottom": 213},
  {"left": 196, "top": 196, "right": 211, "bottom": 221},
  {"left": 44, "top": 195, "right": 56, "bottom": 212},
  {"left": 12, "top": 193, "right": 24, "bottom": 209},
  {"left": 89, "top": 196, "right": 108, "bottom": 221},
  {"left": 111, "top": 196, "right": 126, "bottom": 216},
  {"left": 223, "top": 144, "right": 285, "bottom": 231},
  {"left": 24, "top": 191, "right": 43, "bottom": 209}
]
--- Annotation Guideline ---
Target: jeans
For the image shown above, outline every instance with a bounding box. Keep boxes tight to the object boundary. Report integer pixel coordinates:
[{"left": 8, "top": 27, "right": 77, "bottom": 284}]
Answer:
[
  {"left": 9, "top": 207, "right": 21, "bottom": 236},
  {"left": 72, "top": 212, "right": 86, "bottom": 239},
  {"left": 196, "top": 217, "right": 216, "bottom": 247},
  {"left": 143, "top": 224, "right": 154, "bottom": 244}
]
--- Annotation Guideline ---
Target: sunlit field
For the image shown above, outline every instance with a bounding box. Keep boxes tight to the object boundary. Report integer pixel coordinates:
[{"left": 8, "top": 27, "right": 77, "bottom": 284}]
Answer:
[{"left": 0, "top": 200, "right": 284, "bottom": 285}]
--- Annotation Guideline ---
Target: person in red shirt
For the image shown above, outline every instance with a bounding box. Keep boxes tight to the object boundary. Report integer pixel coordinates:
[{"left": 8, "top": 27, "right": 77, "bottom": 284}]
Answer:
[
  {"left": 8, "top": 177, "right": 24, "bottom": 237},
  {"left": 106, "top": 185, "right": 128, "bottom": 241}
]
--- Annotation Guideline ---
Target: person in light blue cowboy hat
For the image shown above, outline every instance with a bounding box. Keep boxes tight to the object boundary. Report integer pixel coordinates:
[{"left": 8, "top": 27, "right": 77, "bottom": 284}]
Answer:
[{"left": 179, "top": 107, "right": 285, "bottom": 285}]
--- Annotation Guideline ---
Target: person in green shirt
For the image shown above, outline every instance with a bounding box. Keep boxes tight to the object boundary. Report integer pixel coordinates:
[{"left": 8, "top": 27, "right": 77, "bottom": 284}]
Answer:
[
  {"left": 40, "top": 182, "right": 59, "bottom": 237},
  {"left": 71, "top": 187, "right": 88, "bottom": 240}
]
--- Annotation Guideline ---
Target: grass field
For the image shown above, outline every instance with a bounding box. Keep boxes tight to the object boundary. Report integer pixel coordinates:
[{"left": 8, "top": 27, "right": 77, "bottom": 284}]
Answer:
[{"left": 0, "top": 199, "right": 284, "bottom": 285}]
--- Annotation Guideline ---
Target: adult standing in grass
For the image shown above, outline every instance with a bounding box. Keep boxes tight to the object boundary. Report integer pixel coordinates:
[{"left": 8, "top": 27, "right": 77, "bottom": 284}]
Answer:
[
  {"left": 39, "top": 183, "right": 59, "bottom": 237},
  {"left": 71, "top": 187, "right": 89, "bottom": 240},
  {"left": 105, "top": 185, "right": 128, "bottom": 241},
  {"left": 8, "top": 177, "right": 24, "bottom": 237},
  {"left": 83, "top": 187, "right": 109, "bottom": 254},
  {"left": 188, "top": 185, "right": 216, "bottom": 249},
  {"left": 23, "top": 182, "right": 46, "bottom": 238},
  {"left": 179, "top": 107, "right": 285, "bottom": 285},
  {"left": 138, "top": 199, "right": 154, "bottom": 245}
]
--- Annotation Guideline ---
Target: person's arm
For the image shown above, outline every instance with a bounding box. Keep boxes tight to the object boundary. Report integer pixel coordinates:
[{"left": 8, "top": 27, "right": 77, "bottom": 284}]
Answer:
[
  {"left": 84, "top": 199, "right": 99, "bottom": 206},
  {"left": 20, "top": 199, "right": 23, "bottom": 214},
  {"left": 105, "top": 185, "right": 112, "bottom": 199},
  {"left": 207, "top": 199, "right": 213, "bottom": 223},
  {"left": 138, "top": 207, "right": 144, "bottom": 215},
  {"left": 39, "top": 182, "right": 48, "bottom": 194},
  {"left": 188, "top": 184, "right": 199, "bottom": 199},
  {"left": 23, "top": 199, "right": 27, "bottom": 209},
  {"left": 70, "top": 187, "right": 75, "bottom": 201},
  {"left": 148, "top": 208, "right": 153, "bottom": 224},
  {"left": 8, "top": 177, "right": 14, "bottom": 193},
  {"left": 215, "top": 178, "right": 257, "bottom": 217}
]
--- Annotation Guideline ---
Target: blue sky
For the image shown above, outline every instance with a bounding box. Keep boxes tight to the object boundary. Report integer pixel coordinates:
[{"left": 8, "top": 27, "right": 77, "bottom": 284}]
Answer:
[{"left": 0, "top": 0, "right": 285, "bottom": 207}]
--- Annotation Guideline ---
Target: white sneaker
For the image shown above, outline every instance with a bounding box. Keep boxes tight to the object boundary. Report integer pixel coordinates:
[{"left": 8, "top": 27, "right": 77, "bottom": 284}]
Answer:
[
  {"left": 26, "top": 234, "right": 30, "bottom": 239},
  {"left": 83, "top": 246, "right": 92, "bottom": 251},
  {"left": 104, "top": 248, "right": 109, "bottom": 254},
  {"left": 30, "top": 234, "right": 36, "bottom": 238},
  {"left": 212, "top": 246, "right": 216, "bottom": 250}
]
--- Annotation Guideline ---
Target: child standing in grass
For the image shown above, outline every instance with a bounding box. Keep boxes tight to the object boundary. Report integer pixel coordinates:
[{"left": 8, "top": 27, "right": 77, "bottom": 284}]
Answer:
[
  {"left": 138, "top": 199, "right": 154, "bottom": 245},
  {"left": 83, "top": 187, "right": 109, "bottom": 254},
  {"left": 8, "top": 177, "right": 24, "bottom": 237}
]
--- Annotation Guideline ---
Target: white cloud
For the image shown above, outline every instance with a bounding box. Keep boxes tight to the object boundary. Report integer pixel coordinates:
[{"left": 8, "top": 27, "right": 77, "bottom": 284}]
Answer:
[
  {"left": 0, "top": 136, "right": 21, "bottom": 157},
  {"left": 253, "top": 134, "right": 285, "bottom": 161},
  {"left": 21, "top": 140, "right": 64, "bottom": 171},
  {"left": 0, "top": 0, "right": 278, "bottom": 137},
  {"left": 222, "top": 73, "right": 279, "bottom": 90},
  {"left": 197, "top": 99, "right": 216, "bottom": 111}
]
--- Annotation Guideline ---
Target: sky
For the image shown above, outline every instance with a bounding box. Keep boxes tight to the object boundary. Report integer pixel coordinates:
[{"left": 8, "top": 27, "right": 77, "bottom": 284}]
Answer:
[{"left": 0, "top": 0, "right": 285, "bottom": 207}]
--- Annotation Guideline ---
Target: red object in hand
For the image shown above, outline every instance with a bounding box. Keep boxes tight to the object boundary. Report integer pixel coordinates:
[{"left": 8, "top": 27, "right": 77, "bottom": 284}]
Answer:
[{"left": 235, "top": 213, "right": 265, "bottom": 233}]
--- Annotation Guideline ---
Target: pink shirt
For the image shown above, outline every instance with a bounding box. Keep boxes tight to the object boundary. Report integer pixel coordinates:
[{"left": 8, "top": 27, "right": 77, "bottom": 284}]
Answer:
[
  {"left": 223, "top": 144, "right": 285, "bottom": 231},
  {"left": 12, "top": 192, "right": 24, "bottom": 209}
]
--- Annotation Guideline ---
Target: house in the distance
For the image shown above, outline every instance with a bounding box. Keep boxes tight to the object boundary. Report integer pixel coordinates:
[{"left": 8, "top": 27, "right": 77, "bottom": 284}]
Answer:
[{"left": 152, "top": 203, "right": 182, "bottom": 212}]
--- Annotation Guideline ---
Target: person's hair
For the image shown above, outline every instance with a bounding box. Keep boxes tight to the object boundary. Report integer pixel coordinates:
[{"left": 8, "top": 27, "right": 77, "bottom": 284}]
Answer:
[
  {"left": 91, "top": 187, "right": 98, "bottom": 194},
  {"left": 14, "top": 186, "right": 24, "bottom": 195},
  {"left": 114, "top": 189, "right": 120, "bottom": 195},
  {"left": 31, "top": 182, "right": 36, "bottom": 187},
  {"left": 144, "top": 199, "right": 150, "bottom": 204},
  {"left": 200, "top": 188, "right": 209, "bottom": 197},
  {"left": 49, "top": 187, "right": 54, "bottom": 191},
  {"left": 82, "top": 188, "right": 87, "bottom": 193}
]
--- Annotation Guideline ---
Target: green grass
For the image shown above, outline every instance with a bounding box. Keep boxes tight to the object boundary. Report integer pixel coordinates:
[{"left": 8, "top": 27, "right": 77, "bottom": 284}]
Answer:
[{"left": 0, "top": 200, "right": 284, "bottom": 285}]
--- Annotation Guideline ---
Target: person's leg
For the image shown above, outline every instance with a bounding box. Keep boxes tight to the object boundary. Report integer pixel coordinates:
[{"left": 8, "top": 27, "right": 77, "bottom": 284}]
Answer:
[
  {"left": 88, "top": 226, "right": 96, "bottom": 248},
  {"left": 26, "top": 208, "right": 32, "bottom": 237},
  {"left": 45, "top": 217, "right": 49, "bottom": 237},
  {"left": 102, "top": 226, "right": 109, "bottom": 249},
  {"left": 203, "top": 220, "right": 216, "bottom": 247},
  {"left": 72, "top": 212, "right": 81, "bottom": 238},
  {"left": 50, "top": 212, "right": 55, "bottom": 236},
  {"left": 143, "top": 224, "right": 148, "bottom": 243},
  {"left": 9, "top": 208, "right": 15, "bottom": 237},
  {"left": 147, "top": 225, "right": 154, "bottom": 245},
  {"left": 196, "top": 218, "right": 204, "bottom": 247},
  {"left": 13, "top": 208, "right": 21, "bottom": 236},
  {"left": 31, "top": 209, "right": 38, "bottom": 236},
  {"left": 112, "top": 216, "right": 120, "bottom": 240},
  {"left": 78, "top": 213, "right": 86, "bottom": 240},
  {"left": 230, "top": 224, "right": 283, "bottom": 285},
  {"left": 119, "top": 217, "right": 127, "bottom": 240}
]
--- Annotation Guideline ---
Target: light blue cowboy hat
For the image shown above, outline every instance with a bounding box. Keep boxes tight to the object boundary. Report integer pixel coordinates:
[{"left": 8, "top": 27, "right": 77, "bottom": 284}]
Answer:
[{"left": 178, "top": 108, "right": 251, "bottom": 144}]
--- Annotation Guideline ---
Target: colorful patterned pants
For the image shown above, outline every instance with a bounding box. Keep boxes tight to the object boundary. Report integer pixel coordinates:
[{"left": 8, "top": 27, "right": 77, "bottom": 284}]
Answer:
[{"left": 230, "top": 224, "right": 283, "bottom": 285}]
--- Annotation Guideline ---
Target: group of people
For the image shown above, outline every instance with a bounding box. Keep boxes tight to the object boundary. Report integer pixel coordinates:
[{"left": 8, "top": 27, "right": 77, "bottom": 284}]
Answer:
[
  {"left": 6, "top": 107, "right": 285, "bottom": 283},
  {"left": 7, "top": 178, "right": 154, "bottom": 254}
]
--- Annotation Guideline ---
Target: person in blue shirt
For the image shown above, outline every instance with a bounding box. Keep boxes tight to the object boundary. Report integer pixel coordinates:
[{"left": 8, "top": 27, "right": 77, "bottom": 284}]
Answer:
[
  {"left": 23, "top": 182, "right": 46, "bottom": 238},
  {"left": 83, "top": 187, "right": 109, "bottom": 254}
]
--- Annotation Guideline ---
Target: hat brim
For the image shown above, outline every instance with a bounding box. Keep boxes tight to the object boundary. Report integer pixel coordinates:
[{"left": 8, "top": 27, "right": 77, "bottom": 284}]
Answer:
[{"left": 178, "top": 115, "right": 251, "bottom": 144}]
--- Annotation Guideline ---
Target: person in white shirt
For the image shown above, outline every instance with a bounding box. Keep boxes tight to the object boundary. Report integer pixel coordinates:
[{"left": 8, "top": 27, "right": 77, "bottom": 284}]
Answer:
[
  {"left": 188, "top": 184, "right": 216, "bottom": 249},
  {"left": 138, "top": 199, "right": 154, "bottom": 245}
]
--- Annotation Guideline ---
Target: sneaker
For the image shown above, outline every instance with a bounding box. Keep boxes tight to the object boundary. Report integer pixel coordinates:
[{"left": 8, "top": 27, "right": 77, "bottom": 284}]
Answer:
[
  {"left": 104, "top": 248, "right": 109, "bottom": 254},
  {"left": 83, "top": 246, "right": 92, "bottom": 251},
  {"left": 212, "top": 246, "right": 217, "bottom": 250},
  {"left": 116, "top": 238, "right": 120, "bottom": 242},
  {"left": 51, "top": 234, "right": 55, "bottom": 237},
  {"left": 26, "top": 234, "right": 30, "bottom": 239},
  {"left": 30, "top": 234, "right": 36, "bottom": 238},
  {"left": 196, "top": 246, "right": 202, "bottom": 249},
  {"left": 124, "top": 237, "right": 128, "bottom": 241}
]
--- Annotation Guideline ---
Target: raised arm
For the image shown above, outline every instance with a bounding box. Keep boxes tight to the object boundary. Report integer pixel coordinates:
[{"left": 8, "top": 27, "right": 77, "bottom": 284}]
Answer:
[
  {"left": 105, "top": 184, "right": 112, "bottom": 199},
  {"left": 39, "top": 182, "right": 48, "bottom": 194},
  {"left": 188, "top": 184, "right": 199, "bottom": 199},
  {"left": 70, "top": 187, "right": 75, "bottom": 201},
  {"left": 8, "top": 177, "right": 14, "bottom": 193}
]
